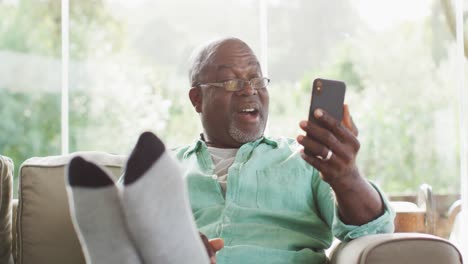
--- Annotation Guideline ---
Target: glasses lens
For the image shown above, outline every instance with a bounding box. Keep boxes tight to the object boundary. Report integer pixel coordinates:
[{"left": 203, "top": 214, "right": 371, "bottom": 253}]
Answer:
[
  {"left": 251, "top": 78, "right": 268, "bottom": 89},
  {"left": 224, "top": 80, "right": 240, "bottom": 91}
]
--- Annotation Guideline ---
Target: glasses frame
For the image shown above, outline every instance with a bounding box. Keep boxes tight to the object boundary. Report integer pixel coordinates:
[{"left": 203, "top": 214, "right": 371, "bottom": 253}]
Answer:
[{"left": 197, "top": 77, "right": 270, "bottom": 92}]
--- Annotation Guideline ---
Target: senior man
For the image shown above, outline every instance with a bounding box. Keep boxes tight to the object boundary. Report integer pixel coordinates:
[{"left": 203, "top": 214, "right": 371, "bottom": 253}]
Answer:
[
  {"left": 66, "top": 37, "right": 394, "bottom": 264},
  {"left": 175, "top": 37, "right": 395, "bottom": 263}
]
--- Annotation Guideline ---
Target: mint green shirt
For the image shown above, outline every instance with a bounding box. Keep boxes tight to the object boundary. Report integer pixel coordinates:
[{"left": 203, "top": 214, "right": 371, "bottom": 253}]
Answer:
[{"left": 175, "top": 136, "right": 395, "bottom": 264}]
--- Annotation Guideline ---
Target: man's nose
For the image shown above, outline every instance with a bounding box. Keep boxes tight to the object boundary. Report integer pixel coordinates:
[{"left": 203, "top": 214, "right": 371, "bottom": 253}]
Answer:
[{"left": 237, "top": 82, "right": 257, "bottom": 96}]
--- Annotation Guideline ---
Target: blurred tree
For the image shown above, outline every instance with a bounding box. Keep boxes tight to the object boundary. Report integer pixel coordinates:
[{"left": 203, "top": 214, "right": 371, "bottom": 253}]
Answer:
[
  {"left": 0, "top": 0, "right": 60, "bottom": 56},
  {"left": 0, "top": 0, "right": 463, "bottom": 196},
  {"left": 0, "top": 0, "right": 124, "bottom": 187},
  {"left": 440, "top": 0, "right": 468, "bottom": 57},
  {"left": 0, "top": 0, "right": 124, "bottom": 59},
  {"left": 267, "top": 0, "right": 361, "bottom": 81},
  {"left": 291, "top": 22, "right": 460, "bottom": 194}
]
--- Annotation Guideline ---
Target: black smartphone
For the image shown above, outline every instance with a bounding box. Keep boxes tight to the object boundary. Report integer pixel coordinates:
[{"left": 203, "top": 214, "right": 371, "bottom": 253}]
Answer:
[{"left": 306, "top": 78, "right": 346, "bottom": 153}]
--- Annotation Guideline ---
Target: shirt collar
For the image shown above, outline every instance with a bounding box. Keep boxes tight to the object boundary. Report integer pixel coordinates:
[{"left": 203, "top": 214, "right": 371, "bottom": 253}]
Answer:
[{"left": 183, "top": 134, "right": 278, "bottom": 158}]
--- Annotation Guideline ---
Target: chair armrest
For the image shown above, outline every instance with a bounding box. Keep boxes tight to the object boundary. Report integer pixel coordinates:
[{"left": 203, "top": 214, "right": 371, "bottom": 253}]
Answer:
[
  {"left": 0, "top": 156, "right": 14, "bottom": 264},
  {"left": 448, "top": 200, "right": 461, "bottom": 230},
  {"left": 12, "top": 199, "right": 18, "bottom": 264},
  {"left": 417, "top": 183, "right": 435, "bottom": 233},
  {"left": 448, "top": 200, "right": 462, "bottom": 247},
  {"left": 329, "top": 233, "right": 463, "bottom": 264}
]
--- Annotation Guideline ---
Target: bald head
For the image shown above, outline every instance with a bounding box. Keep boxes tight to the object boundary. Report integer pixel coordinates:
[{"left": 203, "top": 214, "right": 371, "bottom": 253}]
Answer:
[{"left": 188, "top": 37, "right": 259, "bottom": 87}]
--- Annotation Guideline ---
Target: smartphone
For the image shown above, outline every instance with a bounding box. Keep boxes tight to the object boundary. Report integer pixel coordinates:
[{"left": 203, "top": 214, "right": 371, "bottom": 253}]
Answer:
[{"left": 306, "top": 78, "right": 346, "bottom": 152}]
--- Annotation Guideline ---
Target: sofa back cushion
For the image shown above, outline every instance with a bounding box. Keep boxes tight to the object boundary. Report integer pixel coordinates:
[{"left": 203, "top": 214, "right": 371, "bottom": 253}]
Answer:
[
  {"left": 16, "top": 152, "right": 126, "bottom": 264},
  {"left": 0, "top": 155, "right": 13, "bottom": 264}
]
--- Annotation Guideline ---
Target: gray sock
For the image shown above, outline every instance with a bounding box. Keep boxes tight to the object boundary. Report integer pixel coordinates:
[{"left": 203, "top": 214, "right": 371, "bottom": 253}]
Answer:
[
  {"left": 66, "top": 156, "right": 141, "bottom": 264},
  {"left": 122, "top": 132, "right": 209, "bottom": 264}
]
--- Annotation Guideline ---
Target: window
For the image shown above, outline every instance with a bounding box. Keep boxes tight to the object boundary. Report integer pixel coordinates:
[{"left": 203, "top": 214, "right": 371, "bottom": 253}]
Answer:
[
  {"left": 0, "top": 0, "right": 61, "bottom": 194},
  {"left": 68, "top": 0, "right": 261, "bottom": 153},
  {"left": 1, "top": 0, "right": 466, "bottom": 249}
]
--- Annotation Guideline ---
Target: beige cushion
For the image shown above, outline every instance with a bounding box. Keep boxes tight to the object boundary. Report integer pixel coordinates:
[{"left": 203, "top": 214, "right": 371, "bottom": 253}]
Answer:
[
  {"left": 16, "top": 152, "right": 126, "bottom": 264},
  {"left": 0, "top": 156, "right": 13, "bottom": 263},
  {"left": 329, "top": 233, "right": 463, "bottom": 264}
]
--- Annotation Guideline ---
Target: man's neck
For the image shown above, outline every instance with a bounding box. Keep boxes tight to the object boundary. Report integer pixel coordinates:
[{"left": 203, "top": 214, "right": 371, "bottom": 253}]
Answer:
[{"left": 200, "top": 133, "right": 242, "bottom": 149}]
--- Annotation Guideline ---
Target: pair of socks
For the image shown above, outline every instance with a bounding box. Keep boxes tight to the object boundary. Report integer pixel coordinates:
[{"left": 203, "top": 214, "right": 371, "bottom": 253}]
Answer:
[{"left": 66, "top": 132, "right": 209, "bottom": 264}]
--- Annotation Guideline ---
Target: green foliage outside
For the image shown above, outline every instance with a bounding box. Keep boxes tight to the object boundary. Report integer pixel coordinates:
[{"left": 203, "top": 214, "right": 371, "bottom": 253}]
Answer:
[
  {"left": 0, "top": 0, "right": 463, "bottom": 196},
  {"left": 0, "top": 90, "right": 61, "bottom": 174},
  {"left": 268, "top": 36, "right": 461, "bottom": 194}
]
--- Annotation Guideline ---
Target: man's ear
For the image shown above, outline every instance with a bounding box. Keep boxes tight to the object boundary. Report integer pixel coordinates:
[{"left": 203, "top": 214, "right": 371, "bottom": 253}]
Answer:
[{"left": 189, "top": 87, "right": 202, "bottom": 113}]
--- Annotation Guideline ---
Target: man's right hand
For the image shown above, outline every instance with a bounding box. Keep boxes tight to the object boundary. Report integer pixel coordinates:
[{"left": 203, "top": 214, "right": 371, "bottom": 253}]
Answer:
[{"left": 199, "top": 232, "right": 224, "bottom": 264}]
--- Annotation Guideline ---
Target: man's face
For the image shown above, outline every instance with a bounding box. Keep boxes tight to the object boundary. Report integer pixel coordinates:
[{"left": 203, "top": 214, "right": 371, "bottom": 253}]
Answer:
[{"left": 195, "top": 40, "right": 269, "bottom": 148}]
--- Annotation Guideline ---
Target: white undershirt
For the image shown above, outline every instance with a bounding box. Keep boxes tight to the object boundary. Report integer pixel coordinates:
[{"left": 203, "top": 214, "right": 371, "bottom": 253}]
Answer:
[{"left": 207, "top": 147, "right": 238, "bottom": 194}]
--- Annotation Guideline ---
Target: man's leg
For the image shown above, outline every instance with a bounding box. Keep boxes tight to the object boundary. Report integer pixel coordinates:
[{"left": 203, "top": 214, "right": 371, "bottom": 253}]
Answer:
[
  {"left": 121, "top": 132, "right": 209, "bottom": 264},
  {"left": 66, "top": 157, "right": 141, "bottom": 264}
]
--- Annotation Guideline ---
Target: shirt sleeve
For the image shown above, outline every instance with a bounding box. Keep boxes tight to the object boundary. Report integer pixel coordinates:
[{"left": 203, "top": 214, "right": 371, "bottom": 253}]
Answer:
[{"left": 313, "top": 170, "right": 396, "bottom": 242}]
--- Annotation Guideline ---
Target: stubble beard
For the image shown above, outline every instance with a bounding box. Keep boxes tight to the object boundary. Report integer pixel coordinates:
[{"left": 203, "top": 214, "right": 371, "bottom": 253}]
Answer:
[{"left": 228, "top": 114, "right": 267, "bottom": 144}]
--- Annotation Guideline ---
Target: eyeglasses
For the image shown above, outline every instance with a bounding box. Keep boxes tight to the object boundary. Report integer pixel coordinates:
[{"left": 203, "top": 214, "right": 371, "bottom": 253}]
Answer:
[{"left": 198, "top": 77, "right": 270, "bottom": 92}]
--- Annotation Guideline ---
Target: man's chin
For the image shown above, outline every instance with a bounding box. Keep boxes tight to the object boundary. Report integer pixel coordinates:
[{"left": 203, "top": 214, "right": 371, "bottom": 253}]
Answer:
[{"left": 229, "top": 127, "right": 264, "bottom": 144}]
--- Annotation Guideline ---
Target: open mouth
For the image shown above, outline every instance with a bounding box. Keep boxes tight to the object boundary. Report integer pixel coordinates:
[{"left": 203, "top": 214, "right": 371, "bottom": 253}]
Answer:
[
  {"left": 236, "top": 107, "right": 260, "bottom": 123},
  {"left": 239, "top": 108, "right": 259, "bottom": 115}
]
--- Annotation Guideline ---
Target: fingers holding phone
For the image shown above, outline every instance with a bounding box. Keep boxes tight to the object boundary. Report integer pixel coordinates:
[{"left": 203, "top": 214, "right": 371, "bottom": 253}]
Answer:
[
  {"left": 297, "top": 78, "right": 361, "bottom": 186},
  {"left": 342, "top": 104, "right": 358, "bottom": 137},
  {"left": 312, "top": 107, "right": 360, "bottom": 151}
]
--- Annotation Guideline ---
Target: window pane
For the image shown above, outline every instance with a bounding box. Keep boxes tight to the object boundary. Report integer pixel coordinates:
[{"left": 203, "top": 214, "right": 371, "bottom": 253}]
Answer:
[
  {"left": 266, "top": 0, "right": 466, "bottom": 239},
  {"left": 267, "top": 0, "right": 460, "bottom": 195},
  {"left": 69, "top": 0, "right": 260, "bottom": 153},
  {"left": 65, "top": 0, "right": 465, "bottom": 245},
  {"left": 0, "top": 0, "right": 61, "bottom": 196}
]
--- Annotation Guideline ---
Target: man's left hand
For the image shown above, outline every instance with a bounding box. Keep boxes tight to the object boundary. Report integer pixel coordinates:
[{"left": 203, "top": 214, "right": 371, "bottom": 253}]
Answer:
[
  {"left": 297, "top": 104, "right": 385, "bottom": 225},
  {"left": 297, "top": 104, "right": 360, "bottom": 188}
]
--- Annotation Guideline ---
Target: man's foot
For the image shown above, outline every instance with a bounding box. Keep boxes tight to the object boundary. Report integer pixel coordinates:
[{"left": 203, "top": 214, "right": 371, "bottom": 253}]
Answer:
[
  {"left": 66, "top": 156, "right": 140, "bottom": 264},
  {"left": 121, "top": 132, "right": 209, "bottom": 264}
]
